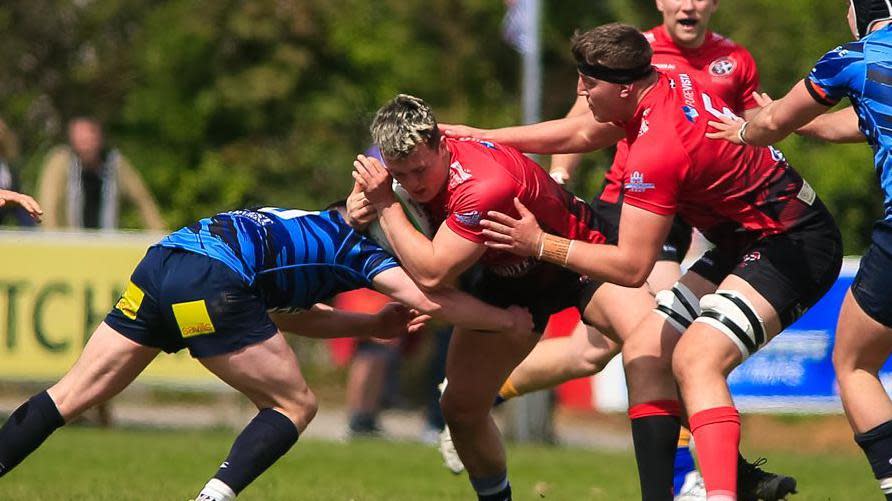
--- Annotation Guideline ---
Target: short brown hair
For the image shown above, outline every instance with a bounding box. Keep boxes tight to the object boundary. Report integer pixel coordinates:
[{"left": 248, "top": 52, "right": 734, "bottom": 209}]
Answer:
[
  {"left": 571, "top": 23, "right": 652, "bottom": 70},
  {"left": 370, "top": 94, "right": 440, "bottom": 160}
]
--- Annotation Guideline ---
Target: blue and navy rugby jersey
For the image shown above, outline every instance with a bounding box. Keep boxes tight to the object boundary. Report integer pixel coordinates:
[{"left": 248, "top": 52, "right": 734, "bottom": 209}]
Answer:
[
  {"left": 159, "top": 208, "right": 399, "bottom": 310},
  {"left": 806, "top": 26, "right": 892, "bottom": 220}
]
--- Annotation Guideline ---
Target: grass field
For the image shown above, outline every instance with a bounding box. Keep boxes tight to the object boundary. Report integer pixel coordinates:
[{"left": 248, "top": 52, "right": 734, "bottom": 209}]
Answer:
[{"left": 0, "top": 425, "right": 877, "bottom": 500}]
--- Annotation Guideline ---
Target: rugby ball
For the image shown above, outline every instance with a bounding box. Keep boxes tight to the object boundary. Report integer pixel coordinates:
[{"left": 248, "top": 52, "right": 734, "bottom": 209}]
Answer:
[{"left": 366, "top": 182, "right": 434, "bottom": 254}]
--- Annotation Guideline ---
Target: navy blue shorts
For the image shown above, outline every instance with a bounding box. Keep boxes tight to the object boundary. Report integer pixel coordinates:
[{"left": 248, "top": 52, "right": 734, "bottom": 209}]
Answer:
[
  {"left": 852, "top": 220, "right": 892, "bottom": 328},
  {"left": 105, "top": 246, "right": 278, "bottom": 358}
]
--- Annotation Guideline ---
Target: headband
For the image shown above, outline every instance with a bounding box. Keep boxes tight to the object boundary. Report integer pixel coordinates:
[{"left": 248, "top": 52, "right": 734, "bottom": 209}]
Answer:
[{"left": 577, "top": 60, "right": 654, "bottom": 84}]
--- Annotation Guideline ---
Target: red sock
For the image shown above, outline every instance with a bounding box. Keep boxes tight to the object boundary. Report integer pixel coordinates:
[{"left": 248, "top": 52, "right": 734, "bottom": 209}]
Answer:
[{"left": 689, "top": 406, "right": 740, "bottom": 500}]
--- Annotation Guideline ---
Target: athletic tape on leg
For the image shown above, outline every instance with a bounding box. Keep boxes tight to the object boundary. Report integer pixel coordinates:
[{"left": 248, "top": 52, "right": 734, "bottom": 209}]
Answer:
[
  {"left": 654, "top": 282, "right": 701, "bottom": 333},
  {"left": 693, "top": 290, "right": 766, "bottom": 360}
]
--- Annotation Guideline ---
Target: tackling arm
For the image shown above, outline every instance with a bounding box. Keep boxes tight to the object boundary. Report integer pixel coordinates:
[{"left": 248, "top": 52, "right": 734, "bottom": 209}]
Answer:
[{"left": 371, "top": 267, "right": 532, "bottom": 334}]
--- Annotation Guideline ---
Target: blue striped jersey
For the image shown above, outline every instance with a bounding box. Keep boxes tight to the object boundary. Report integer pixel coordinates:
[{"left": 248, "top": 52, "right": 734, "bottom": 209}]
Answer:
[
  {"left": 806, "top": 26, "right": 892, "bottom": 220},
  {"left": 158, "top": 207, "right": 399, "bottom": 310}
]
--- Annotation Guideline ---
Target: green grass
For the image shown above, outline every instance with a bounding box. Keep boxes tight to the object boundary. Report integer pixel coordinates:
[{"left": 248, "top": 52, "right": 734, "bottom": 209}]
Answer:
[{"left": 0, "top": 426, "right": 876, "bottom": 500}]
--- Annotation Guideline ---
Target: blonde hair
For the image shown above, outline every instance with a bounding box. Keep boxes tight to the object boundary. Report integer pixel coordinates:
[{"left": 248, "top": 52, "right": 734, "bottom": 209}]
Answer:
[{"left": 370, "top": 94, "right": 440, "bottom": 160}]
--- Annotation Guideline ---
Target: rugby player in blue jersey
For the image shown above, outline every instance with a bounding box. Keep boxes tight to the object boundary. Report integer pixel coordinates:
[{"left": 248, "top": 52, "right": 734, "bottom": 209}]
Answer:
[
  {"left": 0, "top": 203, "right": 532, "bottom": 500},
  {"left": 708, "top": 2, "right": 892, "bottom": 498}
]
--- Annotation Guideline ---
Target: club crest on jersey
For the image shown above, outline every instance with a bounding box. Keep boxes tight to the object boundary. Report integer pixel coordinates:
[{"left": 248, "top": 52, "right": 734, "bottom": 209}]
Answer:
[
  {"left": 454, "top": 210, "right": 482, "bottom": 226},
  {"left": 682, "top": 105, "right": 700, "bottom": 123},
  {"left": 625, "top": 171, "right": 655, "bottom": 193},
  {"left": 448, "top": 161, "right": 473, "bottom": 189},
  {"left": 709, "top": 57, "right": 736, "bottom": 76}
]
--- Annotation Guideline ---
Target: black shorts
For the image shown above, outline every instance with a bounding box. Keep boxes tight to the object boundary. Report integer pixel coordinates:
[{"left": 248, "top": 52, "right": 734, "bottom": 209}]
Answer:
[
  {"left": 105, "top": 246, "right": 278, "bottom": 358},
  {"left": 461, "top": 260, "right": 598, "bottom": 333},
  {"left": 688, "top": 222, "right": 842, "bottom": 329},
  {"left": 851, "top": 220, "right": 892, "bottom": 328},
  {"left": 593, "top": 197, "right": 693, "bottom": 263}
]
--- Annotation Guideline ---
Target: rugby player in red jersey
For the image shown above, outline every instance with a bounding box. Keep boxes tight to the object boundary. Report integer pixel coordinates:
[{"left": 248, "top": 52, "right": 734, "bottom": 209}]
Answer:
[
  {"left": 479, "top": 24, "right": 842, "bottom": 501},
  {"left": 351, "top": 94, "right": 657, "bottom": 501}
]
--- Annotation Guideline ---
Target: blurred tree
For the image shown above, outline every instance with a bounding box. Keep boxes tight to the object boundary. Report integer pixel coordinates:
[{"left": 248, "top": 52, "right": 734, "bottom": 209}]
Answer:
[{"left": 0, "top": 0, "right": 880, "bottom": 250}]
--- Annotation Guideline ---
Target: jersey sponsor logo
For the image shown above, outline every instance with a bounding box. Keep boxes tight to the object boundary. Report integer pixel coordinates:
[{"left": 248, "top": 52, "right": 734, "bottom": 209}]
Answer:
[
  {"left": 172, "top": 299, "right": 216, "bottom": 338},
  {"left": 655, "top": 63, "right": 676, "bottom": 70},
  {"left": 625, "top": 171, "right": 656, "bottom": 193},
  {"left": 453, "top": 210, "right": 482, "bottom": 227},
  {"left": 709, "top": 57, "right": 736, "bottom": 76},
  {"left": 115, "top": 281, "right": 145, "bottom": 320},
  {"left": 682, "top": 105, "right": 700, "bottom": 123},
  {"left": 448, "top": 161, "right": 472, "bottom": 189},
  {"left": 679, "top": 73, "right": 697, "bottom": 108}
]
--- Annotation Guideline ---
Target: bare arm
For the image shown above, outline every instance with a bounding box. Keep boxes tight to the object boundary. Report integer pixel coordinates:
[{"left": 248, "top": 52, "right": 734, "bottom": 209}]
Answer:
[
  {"left": 271, "top": 302, "right": 424, "bottom": 339},
  {"left": 0, "top": 190, "right": 43, "bottom": 222},
  {"left": 353, "top": 155, "right": 484, "bottom": 290},
  {"left": 796, "top": 106, "right": 865, "bottom": 143},
  {"left": 549, "top": 95, "right": 595, "bottom": 184},
  {"left": 481, "top": 198, "right": 671, "bottom": 288},
  {"left": 440, "top": 113, "right": 625, "bottom": 156},
  {"left": 707, "top": 81, "right": 834, "bottom": 146},
  {"left": 371, "top": 267, "right": 532, "bottom": 334}
]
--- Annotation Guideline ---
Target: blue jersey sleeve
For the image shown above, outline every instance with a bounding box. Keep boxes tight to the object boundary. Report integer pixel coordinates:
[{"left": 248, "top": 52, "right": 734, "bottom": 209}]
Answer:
[
  {"left": 805, "top": 42, "right": 866, "bottom": 106},
  {"left": 349, "top": 239, "right": 401, "bottom": 286}
]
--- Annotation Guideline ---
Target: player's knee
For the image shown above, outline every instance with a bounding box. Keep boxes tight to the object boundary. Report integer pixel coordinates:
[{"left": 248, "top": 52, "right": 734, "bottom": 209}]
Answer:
[
  {"left": 440, "top": 392, "right": 487, "bottom": 430},
  {"left": 653, "top": 282, "right": 701, "bottom": 334},
  {"left": 277, "top": 386, "right": 318, "bottom": 430},
  {"left": 577, "top": 342, "right": 620, "bottom": 375},
  {"left": 694, "top": 290, "right": 767, "bottom": 362},
  {"left": 832, "top": 342, "right": 881, "bottom": 380},
  {"left": 672, "top": 340, "right": 709, "bottom": 389}
]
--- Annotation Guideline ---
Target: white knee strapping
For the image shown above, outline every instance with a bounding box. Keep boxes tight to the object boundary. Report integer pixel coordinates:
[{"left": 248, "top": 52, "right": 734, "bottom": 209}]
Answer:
[
  {"left": 693, "top": 290, "right": 767, "bottom": 360},
  {"left": 654, "top": 282, "right": 701, "bottom": 333}
]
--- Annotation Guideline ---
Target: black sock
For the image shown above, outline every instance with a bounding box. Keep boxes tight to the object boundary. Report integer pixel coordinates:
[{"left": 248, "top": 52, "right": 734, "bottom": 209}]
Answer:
[
  {"left": 630, "top": 414, "right": 681, "bottom": 501},
  {"left": 854, "top": 419, "right": 892, "bottom": 500},
  {"left": 0, "top": 391, "right": 65, "bottom": 477},
  {"left": 471, "top": 472, "right": 511, "bottom": 501},
  {"left": 213, "top": 408, "right": 299, "bottom": 494}
]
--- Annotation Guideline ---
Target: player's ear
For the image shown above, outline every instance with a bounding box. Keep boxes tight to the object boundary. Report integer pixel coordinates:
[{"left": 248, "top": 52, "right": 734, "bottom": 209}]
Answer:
[{"left": 619, "top": 83, "right": 634, "bottom": 99}]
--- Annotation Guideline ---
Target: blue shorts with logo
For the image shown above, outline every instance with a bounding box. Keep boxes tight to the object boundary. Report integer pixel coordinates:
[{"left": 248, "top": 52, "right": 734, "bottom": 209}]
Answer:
[
  {"left": 852, "top": 220, "right": 892, "bottom": 328},
  {"left": 104, "top": 245, "right": 278, "bottom": 358}
]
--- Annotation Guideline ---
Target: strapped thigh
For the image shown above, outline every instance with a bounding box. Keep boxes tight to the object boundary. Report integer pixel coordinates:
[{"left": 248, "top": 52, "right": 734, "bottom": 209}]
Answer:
[{"left": 694, "top": 290, "right": 767, "bottom": 360}]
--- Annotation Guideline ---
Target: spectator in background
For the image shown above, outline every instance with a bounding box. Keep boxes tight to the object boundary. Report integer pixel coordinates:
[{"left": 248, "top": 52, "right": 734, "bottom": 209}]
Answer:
[
  {"left": 37, "top": 117, "right": 164, "bottom": 231},
  {"left": 0, "top": 119, "right": 38, "bottom": 227}
]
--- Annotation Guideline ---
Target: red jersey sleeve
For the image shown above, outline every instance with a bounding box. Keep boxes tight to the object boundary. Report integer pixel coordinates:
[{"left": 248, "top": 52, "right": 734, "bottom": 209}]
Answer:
[
  {"left": 621, "top": 132, "right": 689, "bottom": 216},
  {"left": 445, "top": 177, "right": 516, "bottom": 243},
  {"left": 736, "top": 47, "right": 761, "bottom": 112}
]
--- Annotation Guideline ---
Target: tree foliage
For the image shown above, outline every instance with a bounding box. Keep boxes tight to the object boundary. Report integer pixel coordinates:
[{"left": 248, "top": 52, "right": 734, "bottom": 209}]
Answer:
[{"left": 0, "top": 0, "right": 878, "bottom": 252}]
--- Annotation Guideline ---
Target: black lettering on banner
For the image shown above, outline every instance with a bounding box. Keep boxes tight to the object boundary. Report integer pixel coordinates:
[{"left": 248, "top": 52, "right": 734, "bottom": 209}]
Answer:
[
  {"left": 1, "top": 281, "right": 28, "bottom": 351},
  {"left": 33, "top": 282, "right": 72, "bottom": 353}
]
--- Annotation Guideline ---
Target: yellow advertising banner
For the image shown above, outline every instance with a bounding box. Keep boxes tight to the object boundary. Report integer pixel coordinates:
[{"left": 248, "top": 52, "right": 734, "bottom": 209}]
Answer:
[{"left": 0, "top": 230, "right": 220, "bottom": 385}]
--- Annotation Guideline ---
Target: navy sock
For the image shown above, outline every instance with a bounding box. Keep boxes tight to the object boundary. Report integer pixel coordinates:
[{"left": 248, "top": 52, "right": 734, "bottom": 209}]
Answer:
[
  {"left": 855, "top": 419, "right": 892, "bottom": 500},
  {"left": 471, "top": 471, "right": 511, "bottom": 501},
  {"left": 0, "top": 391, "right": 65, "bottom": 477},
  {"left": 213, "top": 408, "right": 299, "bottom": 494}
]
